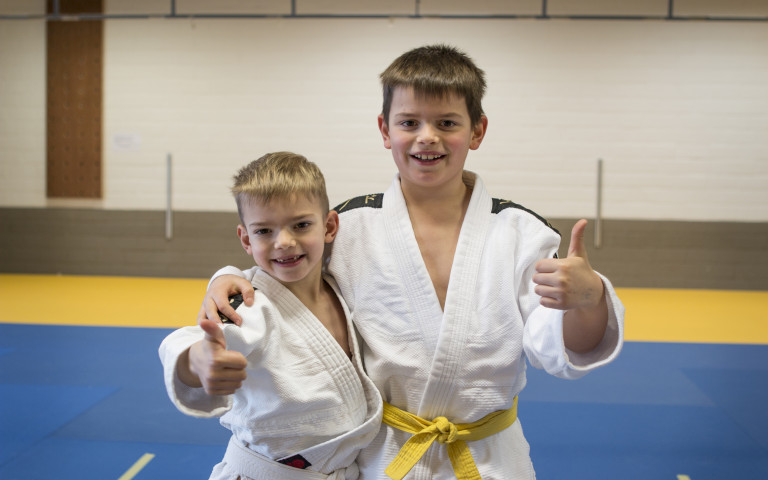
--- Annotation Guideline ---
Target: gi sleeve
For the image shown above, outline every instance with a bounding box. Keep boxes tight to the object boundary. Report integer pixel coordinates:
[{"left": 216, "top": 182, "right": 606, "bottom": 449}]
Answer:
[{"left": 524, "top": 273, "right": 624, "bottom": 379}]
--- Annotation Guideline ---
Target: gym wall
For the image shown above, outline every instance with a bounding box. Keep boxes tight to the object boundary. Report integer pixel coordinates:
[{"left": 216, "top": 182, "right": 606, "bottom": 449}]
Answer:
[{"left": 1, "top": 0, "right": 766, "bottom": 288}]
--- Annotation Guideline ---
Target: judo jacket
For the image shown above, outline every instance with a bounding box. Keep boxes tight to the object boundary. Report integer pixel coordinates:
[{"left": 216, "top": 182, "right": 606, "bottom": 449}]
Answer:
[{"left": 160, "top": 270, "right": 383, "bottom": 479}]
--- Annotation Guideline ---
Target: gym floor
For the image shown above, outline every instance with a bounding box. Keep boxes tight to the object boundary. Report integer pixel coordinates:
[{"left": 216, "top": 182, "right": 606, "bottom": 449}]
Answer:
[{"left": 1, "top": 274, "right": 767, "bottom": 479}]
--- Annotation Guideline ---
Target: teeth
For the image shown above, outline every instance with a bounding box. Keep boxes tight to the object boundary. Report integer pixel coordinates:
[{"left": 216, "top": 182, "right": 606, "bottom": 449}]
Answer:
[
  {"left": 414, "top": 154, "right": 442, "bottom": 161},
  {"left": 275, "top": 256, "right": 301, "bottom": 264}
]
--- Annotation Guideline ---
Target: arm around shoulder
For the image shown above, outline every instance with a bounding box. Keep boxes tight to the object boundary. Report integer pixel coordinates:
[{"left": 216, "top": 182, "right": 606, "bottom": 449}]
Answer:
[{"left": 199, "top": 266, "right": 258, "bottom": 326}]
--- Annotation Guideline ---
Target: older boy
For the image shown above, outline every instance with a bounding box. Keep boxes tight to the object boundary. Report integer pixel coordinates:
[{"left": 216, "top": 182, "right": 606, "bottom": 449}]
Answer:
[
  {"left": 202, "top": 46, "right": 624, "bottom": 479},
  {"left": 159, "top": 152, "right": 382, "bottom": 480}
]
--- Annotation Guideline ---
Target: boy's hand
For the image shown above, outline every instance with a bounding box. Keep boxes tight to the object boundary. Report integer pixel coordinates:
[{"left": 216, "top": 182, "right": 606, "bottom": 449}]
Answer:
[
  {"left": 185, "top": 319, "right": 248, "bottom": 396},
  {"left": 533, "top": 219, "right": 604, "bottom": 311},
  {"left": 197, "top": 275, "right": 255, "bottom": 326}
]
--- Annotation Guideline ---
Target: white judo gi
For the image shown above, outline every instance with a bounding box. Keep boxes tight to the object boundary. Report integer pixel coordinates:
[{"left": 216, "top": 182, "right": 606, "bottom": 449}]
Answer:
[
  {"left": 215, "top": 172, "right": 625, "bottom": 479},
  {"left": 159, "top": 269, "right": 383, "bottom": 480}
]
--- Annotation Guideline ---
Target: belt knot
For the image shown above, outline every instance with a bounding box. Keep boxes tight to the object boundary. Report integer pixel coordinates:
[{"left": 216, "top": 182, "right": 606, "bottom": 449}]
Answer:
[
  {"left": 382, "top": 397, "right": 518, "bottom": 480},
  {"left": 431, "top": 417, "right": 458, "bottom": 444}
]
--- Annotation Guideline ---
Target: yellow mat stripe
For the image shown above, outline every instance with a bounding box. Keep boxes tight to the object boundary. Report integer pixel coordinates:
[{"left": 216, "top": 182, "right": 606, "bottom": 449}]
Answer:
[
  {"left": 0, "top": 274, "right": 206, "bottom": 328},
  {"left": 1, "top": 274, "right": 767, "bottom": 344},
  {"left": 619, "top": 287, "right": 768, "bottom": 344},
  {"left": 118, "top": 453, "right": 155, "bottom": 480}
]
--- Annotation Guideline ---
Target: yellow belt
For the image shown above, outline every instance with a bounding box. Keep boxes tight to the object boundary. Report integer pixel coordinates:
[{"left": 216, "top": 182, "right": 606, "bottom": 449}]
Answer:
[{"left": 382, "top": 396, "right": 518, "bottom": 480}]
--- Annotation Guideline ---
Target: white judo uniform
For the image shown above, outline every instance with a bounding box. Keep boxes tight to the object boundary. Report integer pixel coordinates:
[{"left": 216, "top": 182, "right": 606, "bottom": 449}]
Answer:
[
  {"left": 159, "top": 269, "right": 383, "bottom": 480},
  {"left": 216, "top": 172, "right": 625, "bottom": 479}
]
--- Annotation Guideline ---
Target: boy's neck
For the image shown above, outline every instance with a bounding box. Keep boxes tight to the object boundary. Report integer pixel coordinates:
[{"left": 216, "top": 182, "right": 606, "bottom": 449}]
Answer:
[
  {"left": 276, "top": 268, "right": 326, "bottom": 306},
  {"left": 400, "top": 171, "right": 475, "bottom": 311},
  {"left": 401, "top": 171, "right": 474, "bottom": 221}
]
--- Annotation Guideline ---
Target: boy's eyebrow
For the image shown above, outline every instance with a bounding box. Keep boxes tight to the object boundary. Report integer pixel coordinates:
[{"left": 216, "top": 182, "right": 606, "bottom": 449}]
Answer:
[
  {"left": 247, "top": 213, "right": 316, "bottom": 228},
  {"left": 392, "top": 111, "right": 464, "bottom": 119}
]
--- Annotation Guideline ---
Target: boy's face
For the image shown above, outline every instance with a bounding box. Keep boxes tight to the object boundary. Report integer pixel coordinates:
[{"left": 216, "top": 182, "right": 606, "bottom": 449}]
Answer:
[
  {"left": 378, "top": 86, "right": 487, "bottom": 194},
  {"left": 236, "top": 194, "right": 338, "bottom": 290}
]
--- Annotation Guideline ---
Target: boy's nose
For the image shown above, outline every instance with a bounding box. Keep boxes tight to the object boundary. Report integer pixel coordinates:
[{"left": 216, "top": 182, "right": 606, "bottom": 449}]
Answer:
[
  {"left": 274, "top": 229, "right": 296, "bottom": 248},
  {"left": 417, "top": 124, "right": 438, "bottom": 144}
]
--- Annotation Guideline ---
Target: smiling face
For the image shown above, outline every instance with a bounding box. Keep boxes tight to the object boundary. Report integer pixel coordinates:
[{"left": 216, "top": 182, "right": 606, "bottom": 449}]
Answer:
[
  {"left": 378, "top": 86, "right": 487, "bottom": 195},
  {"left": 237, "top": 194, "right": 338, "bottom": 292}
]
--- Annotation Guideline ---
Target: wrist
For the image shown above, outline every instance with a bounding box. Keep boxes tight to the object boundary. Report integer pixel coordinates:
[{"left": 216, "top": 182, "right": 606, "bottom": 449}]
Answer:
[{"left": 176, "top": 347, "right": 203, "bottom": 388}]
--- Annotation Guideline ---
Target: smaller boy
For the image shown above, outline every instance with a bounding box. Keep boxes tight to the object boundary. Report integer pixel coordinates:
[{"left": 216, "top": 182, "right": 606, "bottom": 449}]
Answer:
[{"left": 158, "top": 152, "right": 382, "bottom": 480}]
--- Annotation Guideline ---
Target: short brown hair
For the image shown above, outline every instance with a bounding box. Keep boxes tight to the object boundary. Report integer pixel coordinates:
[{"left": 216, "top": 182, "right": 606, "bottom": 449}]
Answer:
[
  {"left": 380, "top": 44, "right": 487, "bottom": 126},
  {"left": 231, "top": 152, "right": 329, "bottom": 223}
]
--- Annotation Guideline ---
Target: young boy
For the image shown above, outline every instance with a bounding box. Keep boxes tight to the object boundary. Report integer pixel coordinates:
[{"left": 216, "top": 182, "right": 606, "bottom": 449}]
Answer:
[
  {"left": 201, "top": 46, "right": 625, "bottom": 479},
  {"left": 159, "top": 152, "right": 383, "bottom": 480}
]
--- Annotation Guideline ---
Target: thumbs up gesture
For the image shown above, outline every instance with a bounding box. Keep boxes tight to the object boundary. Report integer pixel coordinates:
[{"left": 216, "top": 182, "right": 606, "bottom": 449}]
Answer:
[
  {"left": 180, "top": 319, "right": 248, "bottom": 396},
  {"left": 533, "top": 219, "right": 604, "bottom": 311},
  {"left": 533, "top": 219, "right": 610, "bottom": 353}
]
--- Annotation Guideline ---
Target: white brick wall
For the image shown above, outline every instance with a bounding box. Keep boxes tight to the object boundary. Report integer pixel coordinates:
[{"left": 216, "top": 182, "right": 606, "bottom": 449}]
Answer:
[
  {"left": 1, "top": 11, "right": 766, "bottom": 221},
  {"left": 0, "top": 18, "right": 46, "bottom": 207}
]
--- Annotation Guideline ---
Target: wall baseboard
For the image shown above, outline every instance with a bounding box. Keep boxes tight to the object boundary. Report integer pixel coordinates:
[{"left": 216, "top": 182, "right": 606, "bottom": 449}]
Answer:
[
  {"left": 547, "top": 218, "right": 768, "bottom": 290},
  {"left": 1, "top": 208, "right": 766, "bottom": 290}
]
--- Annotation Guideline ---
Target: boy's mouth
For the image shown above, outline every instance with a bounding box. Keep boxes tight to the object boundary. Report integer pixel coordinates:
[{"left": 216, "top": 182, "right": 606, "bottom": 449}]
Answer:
[
  {"left": 273, "top": 255, "right": 305, "bottom": 266},
  {"left": 411, "top": 153, "right": 445, "bottom": 164}
]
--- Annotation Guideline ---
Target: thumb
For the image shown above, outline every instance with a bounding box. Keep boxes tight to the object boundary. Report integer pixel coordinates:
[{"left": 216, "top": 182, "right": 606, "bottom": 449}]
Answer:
[
  {"left": 567, "top": 219, "right": 589, "bottom": 258},
  {"left": 200, "top": 318, "right": 227, "bottom": 350},
  {"left": 241, "top": 283, "right": 256, "bottom": 307}
]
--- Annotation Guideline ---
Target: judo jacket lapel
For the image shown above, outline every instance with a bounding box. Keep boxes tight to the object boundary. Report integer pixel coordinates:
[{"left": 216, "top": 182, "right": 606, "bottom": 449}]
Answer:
[
  {"left": 382, "top": 177, "right": 444, "bottom": 359},
  {"left": 383, "top": 174, "right": 493, "bottom": 420}
]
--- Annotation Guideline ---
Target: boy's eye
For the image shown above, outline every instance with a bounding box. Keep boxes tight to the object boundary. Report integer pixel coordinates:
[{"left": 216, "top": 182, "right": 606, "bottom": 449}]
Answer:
[
  {"left": 253, "top": 228, "right": 270, "bottom": 235},
  {"left": 440, "top": 120, "right": 457, "bottom": 128},
  {"left": 399, "top": 120, "right": 417, "bottom": 128},
  {"left": 295, "top": 221, "right": 311, "bottom": 230}
]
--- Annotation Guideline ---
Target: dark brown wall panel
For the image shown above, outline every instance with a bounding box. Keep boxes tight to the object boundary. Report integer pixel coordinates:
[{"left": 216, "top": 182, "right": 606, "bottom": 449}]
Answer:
[
  {"left": 1, "top": 209, "right": 767, "bottom": 290},
  {"left": 46, "top": 1, "right": 103, "bottom": 198}
]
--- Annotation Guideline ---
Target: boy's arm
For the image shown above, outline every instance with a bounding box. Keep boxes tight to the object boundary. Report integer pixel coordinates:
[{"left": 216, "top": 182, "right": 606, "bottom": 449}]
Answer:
[
  {"left": 532, "top": 219, "right": 609, "bottom": 354},
  {"left": 198, "top": 267, "right": 257, "bottom": 326}
]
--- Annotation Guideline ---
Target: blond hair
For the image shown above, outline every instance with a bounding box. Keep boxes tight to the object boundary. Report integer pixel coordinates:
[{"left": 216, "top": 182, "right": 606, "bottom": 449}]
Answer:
[{"left": 231, "top": 152, "right": 329, "bottom": 223}]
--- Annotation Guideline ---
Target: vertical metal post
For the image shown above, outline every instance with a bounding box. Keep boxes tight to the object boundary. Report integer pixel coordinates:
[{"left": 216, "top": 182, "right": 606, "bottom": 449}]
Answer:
[
  {"left": 595, "top": 158, "right": 603, "bottom": 248},
  {"left": 166, "top": 153, "right": 173, "bottom": 240}
]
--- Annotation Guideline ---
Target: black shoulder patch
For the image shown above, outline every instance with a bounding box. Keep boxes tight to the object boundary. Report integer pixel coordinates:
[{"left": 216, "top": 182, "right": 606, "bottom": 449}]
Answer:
[
  {"left": 492, "top": 198, "right": 560, "bottom": 237},
  {"left": 333, "top": 194, "right": 384, "bottom": 213},
  {"left": 218, "top": 293, "right": 245, "bottom": 324}
]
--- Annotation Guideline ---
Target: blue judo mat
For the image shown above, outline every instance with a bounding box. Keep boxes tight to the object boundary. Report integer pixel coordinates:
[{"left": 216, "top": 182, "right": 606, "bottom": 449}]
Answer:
[{"left": 1, "top": 324, "right": 766, "bottom": 479}]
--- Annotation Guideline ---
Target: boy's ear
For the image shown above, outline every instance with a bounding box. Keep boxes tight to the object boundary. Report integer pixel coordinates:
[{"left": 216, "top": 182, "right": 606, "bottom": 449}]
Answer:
[
  {"left": 324, "top": 210, "right": 340, "bottom": 243},
  {"left": 469, "top": 115, "right": 488, "bottom": 150},
  {"left": 237, "top": 224, "right": 253, "bottom": 254},
  {"left": 377, "top": 114, "right": 392, "bottom": 150}
]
